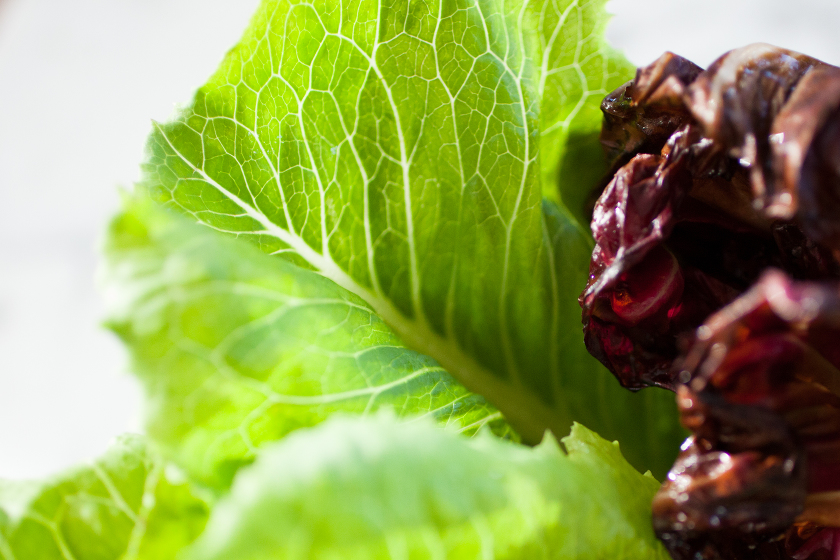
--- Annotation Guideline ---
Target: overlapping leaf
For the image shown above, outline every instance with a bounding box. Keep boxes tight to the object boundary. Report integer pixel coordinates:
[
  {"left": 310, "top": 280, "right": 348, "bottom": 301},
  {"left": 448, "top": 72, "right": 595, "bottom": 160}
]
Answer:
[
  {"left": 185, "top": 413, "right": 670, "bottom": 560},
  {"left": 0, "top": 435, "right": 207, "bottom": 560},
  {"left": 104, "top": 202, "right": 510, "bottom": 488},
  {"left": 3, "top": 1, "right": 686, "bottom": 558},
  {"left": 137, "top": 0, "right": 682, "bottom": 476}
]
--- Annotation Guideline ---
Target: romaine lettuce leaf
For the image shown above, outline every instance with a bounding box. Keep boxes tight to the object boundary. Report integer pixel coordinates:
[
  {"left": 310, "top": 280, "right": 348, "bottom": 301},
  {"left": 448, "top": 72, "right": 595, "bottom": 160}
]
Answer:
[
  {"left": 136, "top": 0, "right": 683, "bottom": 478},
  {"left": 3, "top": 1, "right": 684, "bottom": 558},
  {"left": 0, "top": 435, "right": 207, "bottom": 560},
  {"left": 185, "top": 413, "right": 670, "bottom": 560},
  {"left": 103, "top": 201, "right": 511, "bottom": 489}
]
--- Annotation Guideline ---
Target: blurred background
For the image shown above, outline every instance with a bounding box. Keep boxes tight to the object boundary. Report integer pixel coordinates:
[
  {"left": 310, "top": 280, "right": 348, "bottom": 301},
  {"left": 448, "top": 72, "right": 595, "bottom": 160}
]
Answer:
[{"left": 2, "top": 0, "right": 840, "bottom": 479}]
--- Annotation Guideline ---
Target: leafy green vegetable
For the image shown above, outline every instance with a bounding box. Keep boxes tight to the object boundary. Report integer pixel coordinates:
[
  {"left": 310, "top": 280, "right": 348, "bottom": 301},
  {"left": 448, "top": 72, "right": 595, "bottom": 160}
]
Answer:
[
  {"left": 104, "top": 201, "right": 511, "bottom": 489},
  {"left": 185, "top": 413, "right": 670, "bottom": 560},
  {"left": 0, "top": 435, "right": 207, "bottom": 560},
  {"left": 4, "top": 0, "right": 685, "bottom": 558},
  {"left": 137, "top": 0, "right": 682, "bottom": 477}
]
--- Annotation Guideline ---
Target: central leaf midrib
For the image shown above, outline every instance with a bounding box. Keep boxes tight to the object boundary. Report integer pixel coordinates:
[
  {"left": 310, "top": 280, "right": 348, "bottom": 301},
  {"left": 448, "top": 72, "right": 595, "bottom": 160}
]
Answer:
[{"left": 154, "top": 121, "right": 557, "bottom": 442}]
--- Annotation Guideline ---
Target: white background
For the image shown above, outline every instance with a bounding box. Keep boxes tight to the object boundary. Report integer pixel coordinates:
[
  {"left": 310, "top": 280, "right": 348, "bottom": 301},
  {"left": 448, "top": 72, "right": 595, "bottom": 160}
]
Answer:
[{"left": 1, "top": 0, "right": 839, "bottom": 479}]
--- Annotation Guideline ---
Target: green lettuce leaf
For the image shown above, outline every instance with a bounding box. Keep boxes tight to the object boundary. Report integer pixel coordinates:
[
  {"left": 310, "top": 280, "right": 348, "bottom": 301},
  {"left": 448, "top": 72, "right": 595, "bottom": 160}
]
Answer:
[
  {"left": 136, "top": 0, "right": 683, "bottom": 476},
  {"left": 185, "top": 413, "right": 670, "bottom": 560},
  {"left": 103, "top": 201, "right": 511, "bottom": 489},
  {"left": 3, "top": 1, "right": 682, "bottom": 558},
  {"left": 0, "top": 435, "right": 207, "bottom": 560}
]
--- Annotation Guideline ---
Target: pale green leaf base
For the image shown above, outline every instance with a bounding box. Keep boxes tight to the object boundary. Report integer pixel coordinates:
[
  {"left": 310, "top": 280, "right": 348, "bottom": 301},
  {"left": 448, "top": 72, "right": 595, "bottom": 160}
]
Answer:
[{"left": 187, "top": 414, "right": 671, "bottom": 560}]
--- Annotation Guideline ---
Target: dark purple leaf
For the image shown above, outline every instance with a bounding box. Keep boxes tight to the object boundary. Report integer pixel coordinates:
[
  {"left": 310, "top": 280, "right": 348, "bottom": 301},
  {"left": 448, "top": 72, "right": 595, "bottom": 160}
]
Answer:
[{"left": 582, "top": 43, "right": 840, "bottom": 560}]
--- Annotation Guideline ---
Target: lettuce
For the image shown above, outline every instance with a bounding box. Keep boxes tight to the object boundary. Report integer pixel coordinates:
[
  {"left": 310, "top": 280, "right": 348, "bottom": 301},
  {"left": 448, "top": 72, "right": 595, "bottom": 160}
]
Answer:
[
  {"left": 0, "top": 436, "right": 207, "bottom": 560},
  {"left": 186, "top": 414, "right": 669, "bottom": 560},
  {"left": 103, "top": 200, "right": 513, "bottom": 491},
  {"left": 2, "top": 0, "right": 685, "bottom": 558}
]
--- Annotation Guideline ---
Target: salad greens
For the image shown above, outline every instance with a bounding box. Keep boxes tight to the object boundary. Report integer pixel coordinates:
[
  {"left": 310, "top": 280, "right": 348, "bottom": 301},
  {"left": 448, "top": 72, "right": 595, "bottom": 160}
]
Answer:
[
  {"left": 136, "top": 0, "right": 683, "bottom": 474},
  {"left": 0, "top": 435, "right": 208, "bottom": 560},
  {"left": 187, "top": 414, "right": 670, "bottom": 560},
  {"left": 103, "top": 200, "right": 514, "bottom": 490},
  {"left": 1, "top": 0, "right": 687, "bottom": 558}
]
